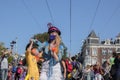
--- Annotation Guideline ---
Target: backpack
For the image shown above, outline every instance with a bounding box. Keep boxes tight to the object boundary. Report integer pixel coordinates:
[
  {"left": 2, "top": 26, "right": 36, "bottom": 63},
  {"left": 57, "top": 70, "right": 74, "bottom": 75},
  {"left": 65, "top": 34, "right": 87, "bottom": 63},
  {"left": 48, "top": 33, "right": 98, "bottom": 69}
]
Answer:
[
  {"left": 72, "top": 62, "right": 83, "bottom": 79},
  {"left": 12, "top": 66, "right": 17, "bottom": 73},
  {"left": 65, "top": 59, "right": 73, "bottom": 73},
  {"left": 16, "top": 67, "right": 22, "bottom": 75},
  {"left": 72, "top": 61, "right": 77, "bottom": 69},
  {"left": 76, "top": 62, "right": 82, "bottom": 72}
]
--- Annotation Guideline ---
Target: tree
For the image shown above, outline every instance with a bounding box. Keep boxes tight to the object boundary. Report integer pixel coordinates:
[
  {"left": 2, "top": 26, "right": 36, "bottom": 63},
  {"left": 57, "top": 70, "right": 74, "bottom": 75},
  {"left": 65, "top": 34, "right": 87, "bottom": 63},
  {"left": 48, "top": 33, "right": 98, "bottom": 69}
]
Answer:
[
  {"left": 0, "top": 42, "right": 14, "bottom": 63},
  {"left": 0, "top": 42, "right": 6, "bottom": 55},
  {"left": 33, "top": 32, "right": 49, "bottom": 43},
  {"left": 8, "top": 56, "right": 14, "bottom": 63},
  {"left": 61, "top": 42, "right": 68, "bottom": 58}
]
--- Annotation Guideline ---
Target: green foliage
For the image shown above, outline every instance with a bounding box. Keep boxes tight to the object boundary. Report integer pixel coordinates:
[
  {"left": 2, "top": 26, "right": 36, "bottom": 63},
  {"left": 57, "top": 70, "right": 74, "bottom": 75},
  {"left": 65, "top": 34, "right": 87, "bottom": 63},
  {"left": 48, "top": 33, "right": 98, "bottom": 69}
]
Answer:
[
  {"left": 60, "top": 47, "right": 67, "bottom": 58},
  {"left": 0, "top": 42, "right": 14, "bottom": 63},
  {"left": 0, "top": 42, "right": 6, "bottom": 55},
  {"left": 33, "top": 32, "right": 49, "bottom": 43},
  {"left": 8, "top": 56, "right": 14, "bottom": 63}
]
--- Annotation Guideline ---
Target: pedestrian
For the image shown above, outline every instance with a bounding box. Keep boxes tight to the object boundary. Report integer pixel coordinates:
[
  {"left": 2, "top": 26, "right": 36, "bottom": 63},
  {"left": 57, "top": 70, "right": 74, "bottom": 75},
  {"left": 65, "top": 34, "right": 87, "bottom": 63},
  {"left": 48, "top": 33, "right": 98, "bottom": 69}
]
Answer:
[
  {"left": 94, "top": 63, "right": 104, "bottom": 80},
  {"left": 83, "top": 65, "right": 91, "bottom": 80},
  {"left": 86, "top": 65, "right": 95, "bottom": 80},
  {"left": 19, "top": 68, "right": 27, "bottom": 80},
  {"left": 0, "top": 50, "right": 9, "bottom": 80},
  {"left": 11, "top": 63, "right": 17, "bottom": 80},
  {"left": 7, "top": 69, "right": 12, "bottom": 80},
  {"left": 102, "top": 60, "right": 111, "bottom": 80},
  {"left": 109, "top": 52, "right": 116, "bottom": 66},
  {"left": 113, "top": 53, "right": 120, "bottom": 80},
  {"left": 61, "top": 57, "right": 67, "bottom": 80}
]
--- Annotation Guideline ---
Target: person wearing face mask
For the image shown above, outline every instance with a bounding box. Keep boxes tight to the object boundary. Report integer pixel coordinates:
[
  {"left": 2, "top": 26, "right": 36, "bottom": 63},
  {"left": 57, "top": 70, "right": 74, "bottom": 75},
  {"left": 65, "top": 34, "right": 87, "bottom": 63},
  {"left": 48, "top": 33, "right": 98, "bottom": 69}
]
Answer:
[
  {"left": 25, "top": 40, "right": 41, "bottom": 80},
  {"left": 0, "top": 50, "right": 8, "bottom": 80},
  {"left": 39, "top": 23, "right": 65, "bottom": 80}
]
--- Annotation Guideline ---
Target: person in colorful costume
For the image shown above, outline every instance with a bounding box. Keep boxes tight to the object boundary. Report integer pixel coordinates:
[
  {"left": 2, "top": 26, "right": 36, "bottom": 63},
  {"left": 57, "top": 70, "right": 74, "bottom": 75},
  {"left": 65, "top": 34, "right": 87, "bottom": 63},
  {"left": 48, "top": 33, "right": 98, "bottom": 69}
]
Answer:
[
  {"left": 25, "top": 40, "right": 40, "bottom": 80},
  {"left": 39, "top": 23, "right": 65, "bottom": 80}
]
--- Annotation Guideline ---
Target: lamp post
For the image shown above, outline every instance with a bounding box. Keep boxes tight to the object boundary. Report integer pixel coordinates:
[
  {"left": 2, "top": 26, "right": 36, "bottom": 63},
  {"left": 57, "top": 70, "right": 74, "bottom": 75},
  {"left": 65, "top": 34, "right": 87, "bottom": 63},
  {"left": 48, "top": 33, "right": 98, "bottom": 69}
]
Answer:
[
  {"left": 10, "top": 40, "right": 17, "bottom": 63},
  {"left": 10, "top": 40, "right": 16, "bottom": 54},
  {"left": 10, "top": 44, "right": 13, "bottom": 54}
]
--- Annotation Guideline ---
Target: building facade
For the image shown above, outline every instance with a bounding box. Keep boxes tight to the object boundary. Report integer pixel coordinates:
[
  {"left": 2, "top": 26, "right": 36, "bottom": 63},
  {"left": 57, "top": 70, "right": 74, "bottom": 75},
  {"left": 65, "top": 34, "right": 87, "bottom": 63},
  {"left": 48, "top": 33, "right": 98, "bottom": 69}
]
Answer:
[{"left": 81, "top": 30, "right": 120, "bottom": 66}]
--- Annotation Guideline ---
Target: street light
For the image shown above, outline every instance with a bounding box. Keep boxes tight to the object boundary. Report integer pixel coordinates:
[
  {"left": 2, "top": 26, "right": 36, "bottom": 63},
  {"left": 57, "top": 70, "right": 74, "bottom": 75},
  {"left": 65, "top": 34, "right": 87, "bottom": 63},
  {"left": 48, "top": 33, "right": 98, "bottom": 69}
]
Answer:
[{"left": 10, "top": 40, "right": 16, "bottom": 54}]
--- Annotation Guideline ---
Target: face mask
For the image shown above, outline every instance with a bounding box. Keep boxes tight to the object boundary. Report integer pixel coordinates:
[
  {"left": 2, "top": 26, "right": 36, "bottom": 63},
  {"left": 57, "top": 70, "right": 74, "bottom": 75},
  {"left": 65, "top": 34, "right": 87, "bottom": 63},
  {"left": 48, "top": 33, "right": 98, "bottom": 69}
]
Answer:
[{"left": 49, "top": 35, "right": 56, "bottom": 42}]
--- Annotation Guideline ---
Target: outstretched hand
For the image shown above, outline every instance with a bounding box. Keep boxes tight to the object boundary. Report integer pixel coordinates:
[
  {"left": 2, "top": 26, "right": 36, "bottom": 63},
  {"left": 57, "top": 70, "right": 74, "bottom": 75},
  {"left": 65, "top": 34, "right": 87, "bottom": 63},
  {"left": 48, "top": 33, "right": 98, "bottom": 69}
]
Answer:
[{"left": 27, "top": 39, "right": 34, "bottom": 51}]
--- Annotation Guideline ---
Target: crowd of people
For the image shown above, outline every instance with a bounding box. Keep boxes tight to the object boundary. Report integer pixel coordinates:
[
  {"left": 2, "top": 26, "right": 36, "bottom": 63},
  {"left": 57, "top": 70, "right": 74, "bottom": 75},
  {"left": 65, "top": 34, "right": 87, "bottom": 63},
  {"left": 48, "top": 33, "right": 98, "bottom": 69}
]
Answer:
[{"left": 0, "top": 23, "right": 120, "bottom": 80}]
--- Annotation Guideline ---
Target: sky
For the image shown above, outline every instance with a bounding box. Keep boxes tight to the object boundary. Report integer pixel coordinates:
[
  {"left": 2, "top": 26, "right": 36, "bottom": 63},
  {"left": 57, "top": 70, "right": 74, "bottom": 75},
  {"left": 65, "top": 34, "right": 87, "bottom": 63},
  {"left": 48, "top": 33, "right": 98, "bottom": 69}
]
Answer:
[{"left": 0, "top": 0, "right": 120, "bottom": 56}]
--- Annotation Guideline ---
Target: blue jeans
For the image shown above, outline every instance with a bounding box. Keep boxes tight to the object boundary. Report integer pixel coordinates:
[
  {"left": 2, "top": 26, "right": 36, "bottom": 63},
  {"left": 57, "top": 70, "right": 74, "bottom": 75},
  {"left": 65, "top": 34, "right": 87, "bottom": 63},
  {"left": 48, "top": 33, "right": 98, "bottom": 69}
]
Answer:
[{"left": 1, "top": 69, "right": 8, "bottom": 80}]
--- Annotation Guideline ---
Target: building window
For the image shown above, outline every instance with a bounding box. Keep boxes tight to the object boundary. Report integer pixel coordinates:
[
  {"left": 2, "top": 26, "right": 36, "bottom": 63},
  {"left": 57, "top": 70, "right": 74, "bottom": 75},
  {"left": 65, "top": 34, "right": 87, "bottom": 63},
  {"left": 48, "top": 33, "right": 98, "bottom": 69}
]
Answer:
[
  {"left": 88, "top": 39, "right": 90, "bottom": 43},
  {"left": 91, "top": 39, "right": 99, "bottom": 43},
  {"left": 85, "top": 56, "right": 91, "bottom": 65},
  {"left": 86, "top": 49, "right": 88, "bottom": 55},
  {"left": 92, "top": 48, "right": 97, "bottom": 56},
  {"left": 92, "top": 57, "right": 97, "bottom": 65},
  {"left": 116, "top": 39, "right": 120, "bottom": 44},
  {"left": 102, "top": 49, "right": 107, "bottom": 55},
  {"left": 116, "top": 48, "right": 120, "bottom": 53},
  {"left": 86, "top": 49, "right": 90, "bottom": 55},
  {"left": 108, "top": 48, "right": 112, "bottom": 54}
]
